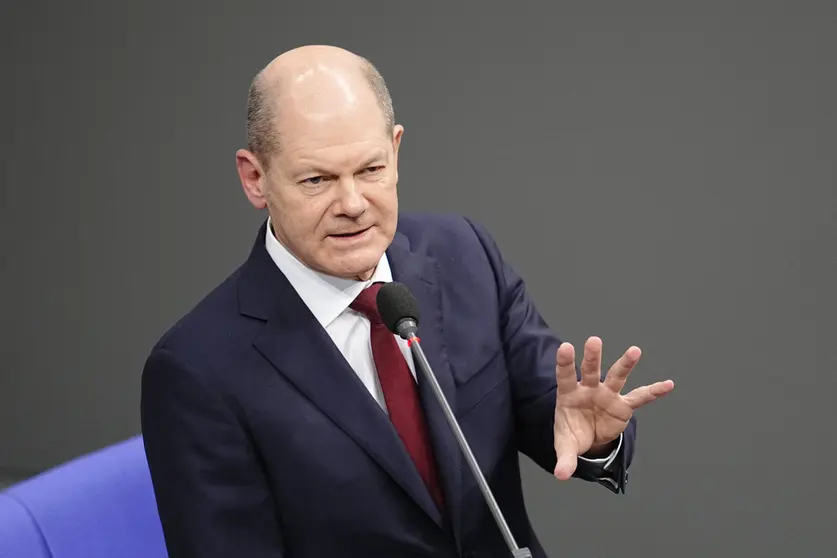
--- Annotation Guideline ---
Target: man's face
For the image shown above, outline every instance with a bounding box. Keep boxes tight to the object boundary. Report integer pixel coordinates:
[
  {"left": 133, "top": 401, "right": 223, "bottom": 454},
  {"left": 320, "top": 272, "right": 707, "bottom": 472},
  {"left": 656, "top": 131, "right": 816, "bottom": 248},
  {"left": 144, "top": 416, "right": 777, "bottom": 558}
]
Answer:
[{"left": 243, "top": 95, "right": 403, "bottom": 281}]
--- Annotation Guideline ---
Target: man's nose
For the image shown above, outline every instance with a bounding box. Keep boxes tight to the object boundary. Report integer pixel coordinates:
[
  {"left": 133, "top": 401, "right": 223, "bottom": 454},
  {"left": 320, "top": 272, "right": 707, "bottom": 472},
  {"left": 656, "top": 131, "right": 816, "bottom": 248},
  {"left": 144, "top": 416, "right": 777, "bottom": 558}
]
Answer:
[{"left": 335, "top": 179, "right": 370, "bottom": 217}]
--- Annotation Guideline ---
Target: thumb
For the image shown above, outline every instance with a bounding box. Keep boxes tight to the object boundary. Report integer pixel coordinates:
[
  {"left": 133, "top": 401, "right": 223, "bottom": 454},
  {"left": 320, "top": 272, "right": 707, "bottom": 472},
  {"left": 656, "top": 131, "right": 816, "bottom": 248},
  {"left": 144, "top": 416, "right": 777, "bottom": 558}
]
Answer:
[{"left": 553, "top": 435, "right": 578, "bottom": 481}]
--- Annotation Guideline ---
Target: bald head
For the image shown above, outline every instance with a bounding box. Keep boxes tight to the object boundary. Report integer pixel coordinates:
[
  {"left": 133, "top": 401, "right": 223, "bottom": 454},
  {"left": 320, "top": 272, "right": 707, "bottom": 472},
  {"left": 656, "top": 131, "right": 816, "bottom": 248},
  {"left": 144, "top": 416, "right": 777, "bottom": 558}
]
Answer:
[
  {"left": 235, "top": 45, "right": 404, "bottom": 281},
  {"left": 246, "top": 45, "right": 395, "bottom": 168}
]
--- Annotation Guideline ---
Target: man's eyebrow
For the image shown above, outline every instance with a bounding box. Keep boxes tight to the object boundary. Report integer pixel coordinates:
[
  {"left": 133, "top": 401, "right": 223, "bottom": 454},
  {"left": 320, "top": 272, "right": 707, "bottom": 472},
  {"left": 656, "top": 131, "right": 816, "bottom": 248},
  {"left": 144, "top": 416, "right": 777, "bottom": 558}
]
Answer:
[
  {"left": 358, "top": 152, "right": 387, "bottom": 168},
  {"left": 295, "top": 151, "right": 387, "bottom": 176},
  {"left": 295, "top": 162, "right": 332, "bottom": 176}
]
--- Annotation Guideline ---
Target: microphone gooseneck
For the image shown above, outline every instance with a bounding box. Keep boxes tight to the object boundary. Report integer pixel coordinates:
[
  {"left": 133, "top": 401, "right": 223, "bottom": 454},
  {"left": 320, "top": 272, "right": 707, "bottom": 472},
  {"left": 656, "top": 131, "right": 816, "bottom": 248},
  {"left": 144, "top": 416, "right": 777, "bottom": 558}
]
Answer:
[{"left": 376, "top": 282, "right": 533, "bottom": 558}]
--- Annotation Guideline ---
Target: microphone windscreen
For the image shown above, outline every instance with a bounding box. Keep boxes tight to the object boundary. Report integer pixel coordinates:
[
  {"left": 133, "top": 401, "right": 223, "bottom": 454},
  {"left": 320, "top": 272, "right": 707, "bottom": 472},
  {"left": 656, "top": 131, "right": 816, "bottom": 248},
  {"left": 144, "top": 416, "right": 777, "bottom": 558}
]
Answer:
[{"left": 376, "top": 282, "right": 421, "bottom": 334}]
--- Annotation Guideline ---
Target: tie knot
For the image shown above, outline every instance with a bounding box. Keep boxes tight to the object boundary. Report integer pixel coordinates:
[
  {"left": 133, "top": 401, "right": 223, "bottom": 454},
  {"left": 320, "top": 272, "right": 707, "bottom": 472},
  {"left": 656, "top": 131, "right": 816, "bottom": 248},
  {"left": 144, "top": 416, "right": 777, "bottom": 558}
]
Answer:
[{"left": 351, "top": 282, "right": 384, "bottom": 324}]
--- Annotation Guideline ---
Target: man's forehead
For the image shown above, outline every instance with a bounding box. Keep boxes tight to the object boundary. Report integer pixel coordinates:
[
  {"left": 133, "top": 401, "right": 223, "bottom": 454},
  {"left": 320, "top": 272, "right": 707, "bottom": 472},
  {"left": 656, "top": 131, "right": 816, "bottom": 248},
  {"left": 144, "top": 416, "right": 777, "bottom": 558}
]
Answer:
[{"left": 275, "top": 99, "right": 391, "bottom": 158}]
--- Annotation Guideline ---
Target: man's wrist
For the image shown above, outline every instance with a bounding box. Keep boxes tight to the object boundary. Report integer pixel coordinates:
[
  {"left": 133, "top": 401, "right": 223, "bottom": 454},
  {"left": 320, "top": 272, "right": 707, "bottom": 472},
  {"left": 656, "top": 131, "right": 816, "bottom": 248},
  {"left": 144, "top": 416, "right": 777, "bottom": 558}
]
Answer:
[{"left": 584, "top": 437, "right": 619, "bottom": 459}]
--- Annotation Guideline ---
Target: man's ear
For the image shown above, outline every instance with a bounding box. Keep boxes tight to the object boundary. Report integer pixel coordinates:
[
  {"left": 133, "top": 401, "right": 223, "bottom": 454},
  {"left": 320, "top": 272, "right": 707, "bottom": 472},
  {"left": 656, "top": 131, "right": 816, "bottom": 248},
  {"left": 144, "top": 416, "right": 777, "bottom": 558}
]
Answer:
[
  {"left": 236, "top": 149, "right": 268, "bottom": 210},
  {"left": 392, "top": 124, "right": 404, "bottom": 156},
  {"left": 391, "top": 125, "right": 404, "bottom": 182}
]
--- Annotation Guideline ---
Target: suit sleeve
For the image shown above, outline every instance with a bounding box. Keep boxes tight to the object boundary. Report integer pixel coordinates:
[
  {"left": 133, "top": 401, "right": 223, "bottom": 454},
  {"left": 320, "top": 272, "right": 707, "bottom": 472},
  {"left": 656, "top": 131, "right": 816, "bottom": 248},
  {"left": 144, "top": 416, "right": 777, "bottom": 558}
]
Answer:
[
  {"left": 463, "top": 217, "right": 636, "bottom": 493},
  {"left": 140, "top": 347, "right": 285, "bottom": 557}
]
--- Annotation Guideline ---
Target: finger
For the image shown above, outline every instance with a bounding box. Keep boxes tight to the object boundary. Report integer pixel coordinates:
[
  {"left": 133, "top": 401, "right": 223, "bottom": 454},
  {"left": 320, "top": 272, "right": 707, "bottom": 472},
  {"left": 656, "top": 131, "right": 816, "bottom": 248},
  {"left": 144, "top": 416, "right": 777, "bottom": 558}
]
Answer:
[
  {"left": 553, "top": 431, "right": 579, "bottom": 481},
  {"left": 603, "top": 346, "right": 642, "bottom": 394},
  {"left": 555, "top": 343, "right": 578, "bottom": 394},
  {"left": 622, "top": 380, "right": 675, "bottom": 409},
  {"left": 580, "top": 336, "right": 602, "bottom": 387}
]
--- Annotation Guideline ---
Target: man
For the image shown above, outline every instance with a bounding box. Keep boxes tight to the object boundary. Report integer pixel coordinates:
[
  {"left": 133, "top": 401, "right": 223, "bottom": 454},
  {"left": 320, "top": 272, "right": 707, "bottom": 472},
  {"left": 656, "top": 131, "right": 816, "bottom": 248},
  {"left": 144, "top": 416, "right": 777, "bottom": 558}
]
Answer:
[{"left": 141, "top": 45, "right": 674, "bottom": 558}]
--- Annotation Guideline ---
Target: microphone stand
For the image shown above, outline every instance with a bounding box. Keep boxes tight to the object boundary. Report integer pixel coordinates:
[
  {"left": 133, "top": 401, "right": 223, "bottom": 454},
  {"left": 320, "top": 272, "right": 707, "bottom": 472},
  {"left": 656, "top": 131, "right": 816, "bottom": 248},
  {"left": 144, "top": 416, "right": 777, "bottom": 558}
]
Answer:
[{"left": 401, "top": 321, "right": 533, "bottom": 558}]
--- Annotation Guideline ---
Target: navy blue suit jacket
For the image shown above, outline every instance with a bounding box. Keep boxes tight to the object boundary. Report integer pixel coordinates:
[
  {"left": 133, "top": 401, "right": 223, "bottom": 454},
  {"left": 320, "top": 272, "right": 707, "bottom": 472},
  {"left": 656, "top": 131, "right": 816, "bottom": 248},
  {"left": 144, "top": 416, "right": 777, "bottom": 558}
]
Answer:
[{"left": 141, "top": 213, "right": 636, "bottom": 558}]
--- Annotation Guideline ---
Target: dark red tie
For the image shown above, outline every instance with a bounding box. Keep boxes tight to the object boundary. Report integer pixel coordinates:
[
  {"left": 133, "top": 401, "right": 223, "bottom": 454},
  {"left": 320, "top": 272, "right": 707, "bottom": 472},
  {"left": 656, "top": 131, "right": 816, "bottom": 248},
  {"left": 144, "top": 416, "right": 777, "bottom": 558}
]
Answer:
[{"left": 351, "top": 282, "right": 446, "bottom": 513}]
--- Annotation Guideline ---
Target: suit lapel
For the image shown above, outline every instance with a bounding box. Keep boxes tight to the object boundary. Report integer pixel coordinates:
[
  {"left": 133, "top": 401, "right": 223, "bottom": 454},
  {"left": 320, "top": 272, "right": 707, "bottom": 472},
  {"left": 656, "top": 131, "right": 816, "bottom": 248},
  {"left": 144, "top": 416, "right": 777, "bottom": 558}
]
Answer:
[
  {"left": 386, "top": 232, "right": 465, "bottom": 551},
  {"left": 238, "top": 223, "right": 445, "bottom": 528}
]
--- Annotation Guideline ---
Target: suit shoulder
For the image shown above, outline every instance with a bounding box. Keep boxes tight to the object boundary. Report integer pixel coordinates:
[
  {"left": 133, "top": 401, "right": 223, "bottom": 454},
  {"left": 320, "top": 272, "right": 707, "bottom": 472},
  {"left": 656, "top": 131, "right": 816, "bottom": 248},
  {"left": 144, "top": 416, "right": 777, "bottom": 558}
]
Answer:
[
  {"left": 397, "top": 211, "right": 472, "bottom": 232},
  {"left": 146, "top": 265, "right": 246, "bottom": 367},
  {"left": 395, "top": 211, "right": 507, "bottom": 291},
  {"left": 396, "top": 211, "right": 490, "bottom": 252}
]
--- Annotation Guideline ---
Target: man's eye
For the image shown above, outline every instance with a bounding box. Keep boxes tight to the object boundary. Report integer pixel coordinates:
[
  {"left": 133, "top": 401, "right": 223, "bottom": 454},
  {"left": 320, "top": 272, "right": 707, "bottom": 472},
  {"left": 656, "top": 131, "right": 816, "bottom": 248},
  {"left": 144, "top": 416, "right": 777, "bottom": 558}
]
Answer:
[
  {"left": 303, "top": 176, "right": 325, "bottom": 185},
  {"left": 364, "top": 166, "right": 383, "bottom": 173}
]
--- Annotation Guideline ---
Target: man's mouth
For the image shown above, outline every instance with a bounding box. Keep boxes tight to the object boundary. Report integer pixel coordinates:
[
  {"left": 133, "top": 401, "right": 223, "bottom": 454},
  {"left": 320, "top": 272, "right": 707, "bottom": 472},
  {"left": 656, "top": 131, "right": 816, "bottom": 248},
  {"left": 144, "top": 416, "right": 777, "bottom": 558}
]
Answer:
[{"left": 330, "top": 227, "right": 371, "bottom": 238}]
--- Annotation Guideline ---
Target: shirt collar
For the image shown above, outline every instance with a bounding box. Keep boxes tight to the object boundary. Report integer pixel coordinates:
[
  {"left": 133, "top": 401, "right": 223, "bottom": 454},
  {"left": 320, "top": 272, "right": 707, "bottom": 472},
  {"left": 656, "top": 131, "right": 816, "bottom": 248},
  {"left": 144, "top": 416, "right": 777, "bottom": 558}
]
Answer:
[{"left": 264, "top": 217, "right": 393, "bottom": 328}]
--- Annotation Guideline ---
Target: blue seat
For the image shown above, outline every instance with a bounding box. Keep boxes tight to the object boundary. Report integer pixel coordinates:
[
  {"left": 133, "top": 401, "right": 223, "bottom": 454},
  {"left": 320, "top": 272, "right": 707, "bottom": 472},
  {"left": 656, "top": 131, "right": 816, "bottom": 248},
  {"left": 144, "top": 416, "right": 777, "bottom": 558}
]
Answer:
[
  {"left": 0, "top": 436, "right": 168, "bottom": 558},
  {"left": 0, "top": 492, "right": 49, "bottom": 558}
]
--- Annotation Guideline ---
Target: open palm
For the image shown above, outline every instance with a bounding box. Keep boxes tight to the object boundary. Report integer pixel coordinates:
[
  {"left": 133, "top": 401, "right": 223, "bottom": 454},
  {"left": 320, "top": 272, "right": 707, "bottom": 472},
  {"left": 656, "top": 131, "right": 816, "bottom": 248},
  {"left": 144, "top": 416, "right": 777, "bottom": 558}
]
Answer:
[{"left": 553, "top": 336, "right": 674, "bottom": 480}]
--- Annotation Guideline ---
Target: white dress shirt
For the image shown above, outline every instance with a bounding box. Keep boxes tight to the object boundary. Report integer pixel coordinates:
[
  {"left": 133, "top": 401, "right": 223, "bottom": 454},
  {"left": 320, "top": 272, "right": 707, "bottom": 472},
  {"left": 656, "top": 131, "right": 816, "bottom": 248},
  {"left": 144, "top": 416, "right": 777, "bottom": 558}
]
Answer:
[
  {"left": 264, "top": 218, "right": 414, "bottom": 412},
  {"left": 264, "top": 218, "right": 620, "bottom": 468}
]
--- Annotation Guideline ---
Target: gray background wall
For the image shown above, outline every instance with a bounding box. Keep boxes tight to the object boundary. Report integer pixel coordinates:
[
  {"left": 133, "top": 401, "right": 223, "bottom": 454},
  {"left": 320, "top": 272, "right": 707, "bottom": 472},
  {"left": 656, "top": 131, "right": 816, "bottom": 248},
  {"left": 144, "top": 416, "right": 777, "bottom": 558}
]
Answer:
[{"left": 2, "top": 0, "right": 835, "bottom": 556}]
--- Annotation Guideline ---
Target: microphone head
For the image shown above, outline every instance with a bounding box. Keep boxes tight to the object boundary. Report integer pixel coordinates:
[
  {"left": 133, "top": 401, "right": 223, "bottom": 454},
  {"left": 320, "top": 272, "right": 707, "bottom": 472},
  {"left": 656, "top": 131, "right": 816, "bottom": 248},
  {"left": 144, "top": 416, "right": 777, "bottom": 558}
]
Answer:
[{"left": 376, "top": 282, "right": 420, "bottom": 336}]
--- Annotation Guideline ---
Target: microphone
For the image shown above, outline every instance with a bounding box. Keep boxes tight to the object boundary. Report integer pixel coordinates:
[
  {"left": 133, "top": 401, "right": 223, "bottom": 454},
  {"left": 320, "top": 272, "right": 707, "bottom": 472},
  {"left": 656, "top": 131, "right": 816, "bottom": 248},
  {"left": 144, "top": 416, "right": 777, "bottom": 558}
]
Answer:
[{"left": 377, "top": 282, "right": 533, "bottom": 558}]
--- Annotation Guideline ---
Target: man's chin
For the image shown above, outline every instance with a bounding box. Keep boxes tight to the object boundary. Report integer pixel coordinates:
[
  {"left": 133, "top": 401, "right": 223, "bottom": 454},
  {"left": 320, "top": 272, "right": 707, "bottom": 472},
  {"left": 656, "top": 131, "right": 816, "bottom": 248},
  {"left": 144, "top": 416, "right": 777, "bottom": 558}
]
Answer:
[
  {"left": 334, "top": 251, "right": 385, "bottom": 281},
  {"left": 317, "top": 229, "right": 393, "bottom": 279}
]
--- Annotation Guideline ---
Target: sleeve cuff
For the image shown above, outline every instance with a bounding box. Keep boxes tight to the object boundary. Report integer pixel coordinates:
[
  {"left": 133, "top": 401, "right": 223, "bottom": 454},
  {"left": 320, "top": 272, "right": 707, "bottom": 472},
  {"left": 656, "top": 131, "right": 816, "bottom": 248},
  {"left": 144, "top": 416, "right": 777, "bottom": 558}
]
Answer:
[
  {"left": 578, "top": 433, "right": 622, "bottom": 470},
  {"left": 574, "top": 433, "right": 627, "bottom": 494}
]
